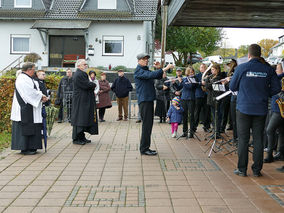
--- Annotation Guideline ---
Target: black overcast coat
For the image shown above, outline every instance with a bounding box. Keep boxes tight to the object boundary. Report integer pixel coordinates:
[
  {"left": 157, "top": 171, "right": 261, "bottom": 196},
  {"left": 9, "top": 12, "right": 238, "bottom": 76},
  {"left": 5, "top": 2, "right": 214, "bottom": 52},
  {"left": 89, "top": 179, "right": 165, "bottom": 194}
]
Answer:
[{"left": 71, "top": 69, "right": 97, "bottom": 127}]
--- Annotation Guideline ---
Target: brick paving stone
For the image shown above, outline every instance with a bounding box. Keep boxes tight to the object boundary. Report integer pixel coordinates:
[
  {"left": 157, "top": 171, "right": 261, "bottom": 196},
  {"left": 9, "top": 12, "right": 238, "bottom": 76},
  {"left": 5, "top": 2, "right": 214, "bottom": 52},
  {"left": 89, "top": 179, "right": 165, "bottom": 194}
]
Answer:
[
  {"left": 61, "top": 207, "right": 90, "bottom": 213},
  {"left": 117, "top": 207, "right": 144, "bottom": 213},
  {"left": 31, "top": 207, "right": 61, "bottom": 213},
  {"left": 173, "top": 206, "right": 202, "bottom": 213},
  {"left": 11, "top": 198, "right": 39, "bottom": 207},
  {"left": 3, "top": 206, "right": 34, "bottom": 213},
  {"left": 146, "top": 207, "right": 174, "bottom": 213},
  {"left": 201, "top": 206, "right": 232, "bottom": 213}
]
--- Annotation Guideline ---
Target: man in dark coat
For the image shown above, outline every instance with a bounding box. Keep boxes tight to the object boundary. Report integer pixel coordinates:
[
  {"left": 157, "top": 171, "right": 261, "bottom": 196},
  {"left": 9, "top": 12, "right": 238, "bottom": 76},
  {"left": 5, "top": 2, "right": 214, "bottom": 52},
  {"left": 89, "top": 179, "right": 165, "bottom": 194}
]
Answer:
[
  {"left": 71, "top": 59, "right": 98, "bottom": 145},
  {"left": 56, "top": 68, "right": 73, "bottom": 122},
  {"left": 111, "top": 69, "right": 133, "bottom": 121},
  {"left": 134, "top": 53, "right": 174, "bottom": 155}
]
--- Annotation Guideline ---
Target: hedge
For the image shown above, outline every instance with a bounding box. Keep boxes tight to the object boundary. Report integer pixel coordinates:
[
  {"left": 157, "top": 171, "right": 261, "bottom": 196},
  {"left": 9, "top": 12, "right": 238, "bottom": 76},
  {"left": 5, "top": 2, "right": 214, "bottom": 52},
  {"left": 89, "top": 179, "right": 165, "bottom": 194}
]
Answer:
[{"left": 0, "top": 74, "right": 62, "bottom": 133}]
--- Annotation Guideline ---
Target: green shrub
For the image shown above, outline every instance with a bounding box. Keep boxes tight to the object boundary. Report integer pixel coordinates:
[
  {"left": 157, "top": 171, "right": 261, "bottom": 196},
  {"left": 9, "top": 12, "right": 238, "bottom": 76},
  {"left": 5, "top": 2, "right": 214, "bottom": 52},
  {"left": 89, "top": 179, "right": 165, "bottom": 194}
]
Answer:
[{"left": 112, "top": 65, "right": 133, "bottom": 72}]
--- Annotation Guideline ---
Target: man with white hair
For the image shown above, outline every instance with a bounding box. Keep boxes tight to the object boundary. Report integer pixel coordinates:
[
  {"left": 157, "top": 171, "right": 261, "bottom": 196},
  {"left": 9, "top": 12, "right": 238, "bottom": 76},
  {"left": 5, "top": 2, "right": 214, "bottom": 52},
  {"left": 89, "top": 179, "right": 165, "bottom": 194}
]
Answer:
[{"left": 71, "top": 59, "right": 98, "bottom": 145}]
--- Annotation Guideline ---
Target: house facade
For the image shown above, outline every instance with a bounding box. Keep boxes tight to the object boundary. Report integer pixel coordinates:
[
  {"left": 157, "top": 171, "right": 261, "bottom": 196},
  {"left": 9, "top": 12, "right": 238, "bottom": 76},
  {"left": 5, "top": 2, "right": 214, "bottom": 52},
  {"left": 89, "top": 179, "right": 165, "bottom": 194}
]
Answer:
[
  {"left": 0, "top": 0, "right": 158, "bottom": 71},
  {"left": 270, "top": 35, "right": 284, "bottom": 57}
]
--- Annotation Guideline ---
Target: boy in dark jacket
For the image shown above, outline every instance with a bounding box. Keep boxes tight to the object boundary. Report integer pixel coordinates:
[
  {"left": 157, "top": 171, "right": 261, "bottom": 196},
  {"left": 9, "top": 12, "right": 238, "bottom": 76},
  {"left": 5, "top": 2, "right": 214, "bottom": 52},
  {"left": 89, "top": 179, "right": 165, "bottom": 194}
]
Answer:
[{"left": 111, "top": 69, "right": 133, "bottom": 121}]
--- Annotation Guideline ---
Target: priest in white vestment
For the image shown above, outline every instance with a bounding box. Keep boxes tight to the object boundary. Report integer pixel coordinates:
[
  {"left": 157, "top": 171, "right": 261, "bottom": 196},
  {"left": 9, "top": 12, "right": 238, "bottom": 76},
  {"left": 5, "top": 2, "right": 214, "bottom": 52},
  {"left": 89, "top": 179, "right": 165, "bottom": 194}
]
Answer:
[{"left": 10, "top": 62, "right": 48, "bottom": 155}]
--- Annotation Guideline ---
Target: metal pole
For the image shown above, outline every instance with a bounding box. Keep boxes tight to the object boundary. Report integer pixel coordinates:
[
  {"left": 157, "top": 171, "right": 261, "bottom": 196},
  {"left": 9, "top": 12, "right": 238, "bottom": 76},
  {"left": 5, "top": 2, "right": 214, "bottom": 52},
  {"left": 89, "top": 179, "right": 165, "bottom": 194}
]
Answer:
[
  {"left": 128, "top": 91, "right": 132, "bottom": 119},
  {"left": 161, "top": 3, "right": 168, "bottom": 68}
]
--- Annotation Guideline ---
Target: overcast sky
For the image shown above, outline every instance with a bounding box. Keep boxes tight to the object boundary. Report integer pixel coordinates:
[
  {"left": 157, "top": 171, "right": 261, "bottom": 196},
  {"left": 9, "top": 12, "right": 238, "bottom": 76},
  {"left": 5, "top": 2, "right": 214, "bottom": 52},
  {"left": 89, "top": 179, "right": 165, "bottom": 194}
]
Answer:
[{"left": 221, "top": 28, "right": 284, "bottom": 49}]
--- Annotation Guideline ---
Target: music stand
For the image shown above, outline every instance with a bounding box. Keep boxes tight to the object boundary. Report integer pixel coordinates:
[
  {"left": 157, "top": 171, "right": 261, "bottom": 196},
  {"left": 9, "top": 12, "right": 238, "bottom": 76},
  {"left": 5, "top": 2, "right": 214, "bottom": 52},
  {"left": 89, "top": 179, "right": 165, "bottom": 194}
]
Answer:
[
  {"left": 176, "top": 77, "right": 201, "bottom": 141},
  {"left": 206, "top": 86, "right": 231, "bottom": 158}
]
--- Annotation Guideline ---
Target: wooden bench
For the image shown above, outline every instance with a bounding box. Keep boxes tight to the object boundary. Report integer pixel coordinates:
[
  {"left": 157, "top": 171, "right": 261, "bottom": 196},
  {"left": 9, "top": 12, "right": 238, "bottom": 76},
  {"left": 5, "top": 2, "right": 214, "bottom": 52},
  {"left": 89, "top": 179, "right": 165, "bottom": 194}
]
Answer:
[{"left": 62, "top": 54, "right": 85, "bottom": 67}]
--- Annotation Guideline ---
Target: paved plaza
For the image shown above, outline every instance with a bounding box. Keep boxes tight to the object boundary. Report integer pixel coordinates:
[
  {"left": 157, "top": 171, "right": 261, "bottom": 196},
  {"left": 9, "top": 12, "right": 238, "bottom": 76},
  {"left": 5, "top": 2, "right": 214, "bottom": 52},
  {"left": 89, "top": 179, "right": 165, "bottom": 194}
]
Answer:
[{"left": 0, "top": 106, "right": 283, "bottom": 213}]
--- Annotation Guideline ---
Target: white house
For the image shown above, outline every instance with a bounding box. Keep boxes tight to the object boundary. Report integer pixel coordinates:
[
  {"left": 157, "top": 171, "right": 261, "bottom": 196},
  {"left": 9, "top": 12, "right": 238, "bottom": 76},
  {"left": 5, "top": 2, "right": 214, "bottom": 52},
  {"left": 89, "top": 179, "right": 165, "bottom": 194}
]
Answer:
[
  {"left": 0, "top": 0, "right": 158, "bottom": 71},
  {"left": 270, "top": 35, "right": 284, "bottom": 57}
]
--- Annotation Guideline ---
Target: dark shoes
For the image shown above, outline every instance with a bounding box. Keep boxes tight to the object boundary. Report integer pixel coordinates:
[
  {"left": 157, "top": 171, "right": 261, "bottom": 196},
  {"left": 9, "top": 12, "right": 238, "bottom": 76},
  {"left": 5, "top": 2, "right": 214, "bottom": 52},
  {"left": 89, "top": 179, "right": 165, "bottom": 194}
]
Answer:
[
  {"left": 276, "top": 166, "right": 284, "bottom": 173},
  {"left": 141, "top": 149, "right": 157, "bottom": 156},
  {"left": 57, "top": 120, "right": 62, "bottom": 123},
  {"left": 181, "top": 133, "right": 187, "bottom": 137},
  {"left": 253, "top": 171, "right": 262, "bottom": 177},
  {"left": 273, "top": 152, "right": 284, "bottom": 161},
  {"left": 188, "top": 133, "right": 194, "bottom": 138},
  {"left": 99, "top": 119, "right": 105, "bottom": 122},
  {"left": 73, "top": 140, "right": 86, "bottom": 145},
  {"left": 82, "top": 138, "right": 91, "bottom": 143},
  {"left": 234, "top": 169, "right": 247, "bottom": 177},
  {"left": 263, "top": 157, "right": 274, "bottom": 163},
  {"left": 21, "top": 150, "right": 37, "bottom": 155},
  {"left": 136, "top": 120, "right": 141, "bottom": 123},
  {"left": 116, "top": 118, "right": 122, "bottom": 121}
]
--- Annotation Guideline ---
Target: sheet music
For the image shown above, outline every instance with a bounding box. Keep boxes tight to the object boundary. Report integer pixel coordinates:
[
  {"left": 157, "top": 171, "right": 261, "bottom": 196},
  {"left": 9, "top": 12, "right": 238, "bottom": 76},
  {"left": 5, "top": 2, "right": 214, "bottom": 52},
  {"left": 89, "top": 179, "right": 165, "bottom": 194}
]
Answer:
[
  {"left": 212, "top": 84, "right": 226, "bottom": 92},
  {"left": 187, "top": 77, "right": 197, "bottom": 83}
]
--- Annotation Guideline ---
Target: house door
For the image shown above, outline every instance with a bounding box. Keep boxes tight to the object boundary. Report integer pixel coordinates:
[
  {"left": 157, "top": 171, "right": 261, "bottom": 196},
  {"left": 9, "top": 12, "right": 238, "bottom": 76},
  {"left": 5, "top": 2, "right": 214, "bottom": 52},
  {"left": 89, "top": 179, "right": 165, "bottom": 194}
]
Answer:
[{"left": 49, "top": 36, "right": 85, "bottom": 67}]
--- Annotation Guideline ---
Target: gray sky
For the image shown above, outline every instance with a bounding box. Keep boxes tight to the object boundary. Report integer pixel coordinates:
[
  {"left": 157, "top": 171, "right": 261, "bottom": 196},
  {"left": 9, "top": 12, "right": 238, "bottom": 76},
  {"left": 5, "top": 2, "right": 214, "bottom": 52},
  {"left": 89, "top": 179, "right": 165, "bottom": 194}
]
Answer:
[{"left": 222, "top": 28, "right": 284, "bottom": 49}]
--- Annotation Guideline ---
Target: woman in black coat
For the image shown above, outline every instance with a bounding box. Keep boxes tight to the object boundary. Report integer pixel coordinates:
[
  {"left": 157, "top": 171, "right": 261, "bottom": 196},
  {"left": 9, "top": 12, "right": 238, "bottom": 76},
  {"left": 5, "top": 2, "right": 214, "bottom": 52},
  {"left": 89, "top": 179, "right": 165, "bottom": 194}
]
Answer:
[
  {"left": 155, "top": 72, "right": 171, "bottom": 123},
  {"left": 203, "top": 64, "right": 225, "bottom": 138}
]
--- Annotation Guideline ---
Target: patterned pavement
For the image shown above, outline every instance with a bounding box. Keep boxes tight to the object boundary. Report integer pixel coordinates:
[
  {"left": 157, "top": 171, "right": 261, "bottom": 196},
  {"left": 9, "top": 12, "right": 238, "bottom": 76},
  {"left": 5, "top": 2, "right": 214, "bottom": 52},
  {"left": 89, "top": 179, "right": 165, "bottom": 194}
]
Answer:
[{"left": 0, "top": 105, "right": 283, "bottom": 213}]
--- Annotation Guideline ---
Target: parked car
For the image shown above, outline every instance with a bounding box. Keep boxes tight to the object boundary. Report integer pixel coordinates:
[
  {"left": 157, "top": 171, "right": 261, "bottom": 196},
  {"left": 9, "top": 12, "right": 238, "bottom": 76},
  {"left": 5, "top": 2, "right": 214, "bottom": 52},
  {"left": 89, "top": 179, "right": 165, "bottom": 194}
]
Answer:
[
  {"left": 187, "top": 53, "right": 203, "bottom": 64},
  {"left": 202, "top": 55, "right": 223, "bottom": 65}
]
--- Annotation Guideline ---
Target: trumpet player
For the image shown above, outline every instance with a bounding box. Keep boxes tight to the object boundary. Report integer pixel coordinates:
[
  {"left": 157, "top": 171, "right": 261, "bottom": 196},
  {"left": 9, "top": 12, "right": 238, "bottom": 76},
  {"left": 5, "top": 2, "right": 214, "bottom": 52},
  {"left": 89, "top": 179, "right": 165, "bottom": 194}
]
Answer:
[
  {"left": 229, "top": 44, "right": 281, "bottom": 177},
  {"left": 264, "top": 63, "right": 284, "bottom": 163},
  {"left": 202, "top": 64, "right": 225, "bottom": 139}
]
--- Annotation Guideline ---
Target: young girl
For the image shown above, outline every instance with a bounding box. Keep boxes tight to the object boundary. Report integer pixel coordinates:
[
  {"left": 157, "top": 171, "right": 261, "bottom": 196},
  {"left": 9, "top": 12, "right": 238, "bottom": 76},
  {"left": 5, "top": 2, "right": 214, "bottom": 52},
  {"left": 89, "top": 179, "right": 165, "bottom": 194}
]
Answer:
[{"left": 167, "top": 97, "right": 184, "bottom": 138}]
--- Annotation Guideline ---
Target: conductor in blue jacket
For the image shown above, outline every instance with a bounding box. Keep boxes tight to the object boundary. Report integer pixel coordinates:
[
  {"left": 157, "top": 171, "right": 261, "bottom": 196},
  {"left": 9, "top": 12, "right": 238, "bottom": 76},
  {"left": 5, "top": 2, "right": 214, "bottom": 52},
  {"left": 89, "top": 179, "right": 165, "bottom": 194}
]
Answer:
[
  {"left": 229, "top": 44, "right": 281, "bottom": 177},
  {"left": 134, "top": 53, "right": 174, "bottom": 155}
]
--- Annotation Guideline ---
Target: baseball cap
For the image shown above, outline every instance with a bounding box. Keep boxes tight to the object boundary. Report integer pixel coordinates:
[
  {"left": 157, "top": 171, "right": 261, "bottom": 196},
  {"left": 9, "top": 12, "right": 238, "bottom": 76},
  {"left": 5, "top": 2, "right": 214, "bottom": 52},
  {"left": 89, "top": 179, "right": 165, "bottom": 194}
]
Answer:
[{"left": 137, "top": 53, "right": 150, "bottom": 60}]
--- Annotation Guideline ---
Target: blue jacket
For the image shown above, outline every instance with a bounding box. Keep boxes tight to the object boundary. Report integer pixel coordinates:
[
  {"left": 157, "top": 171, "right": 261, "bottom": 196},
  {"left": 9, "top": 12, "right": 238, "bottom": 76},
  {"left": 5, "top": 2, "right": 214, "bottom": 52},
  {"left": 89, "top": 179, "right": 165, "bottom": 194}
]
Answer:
[
  {"left": 134, "top": 65, "right": 163, "bottom": 104},
  {"left": 181, "top": 77, "right": 196, "bottom": 100},
  {"left": 195, "top": 73, "right": 206, "bottom": 98},
  {"left": 167, "top": 105, "right": 184, "bottom": 123},
  {"left": 271, "top": 73, "right": 284, "bottom": 113},
  {"left": 111, "top": 76, "right": 133, "bottom": 98},
  {"left": 229, "top": 58, "right": 281, "bottom": 115}
]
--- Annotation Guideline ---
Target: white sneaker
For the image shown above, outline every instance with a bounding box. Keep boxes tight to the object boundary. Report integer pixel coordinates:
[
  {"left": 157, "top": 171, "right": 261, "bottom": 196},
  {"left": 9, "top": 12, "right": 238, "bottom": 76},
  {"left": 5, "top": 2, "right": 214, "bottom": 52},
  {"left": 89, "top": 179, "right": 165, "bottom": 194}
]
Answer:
[
  {"left": 172, "top": 133, "right": 176, "bottom": 138},
  {"left": 174, "top": 131, "right": 177, "bottom": 137}
]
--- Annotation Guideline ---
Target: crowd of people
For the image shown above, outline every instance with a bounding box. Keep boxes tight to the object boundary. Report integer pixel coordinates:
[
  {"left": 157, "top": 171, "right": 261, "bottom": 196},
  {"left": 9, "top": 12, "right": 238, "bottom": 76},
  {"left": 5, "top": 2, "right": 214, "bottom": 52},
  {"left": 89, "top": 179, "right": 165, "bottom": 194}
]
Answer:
[{"left": 10, "top": 44, "right": 284, "bottom": 174}]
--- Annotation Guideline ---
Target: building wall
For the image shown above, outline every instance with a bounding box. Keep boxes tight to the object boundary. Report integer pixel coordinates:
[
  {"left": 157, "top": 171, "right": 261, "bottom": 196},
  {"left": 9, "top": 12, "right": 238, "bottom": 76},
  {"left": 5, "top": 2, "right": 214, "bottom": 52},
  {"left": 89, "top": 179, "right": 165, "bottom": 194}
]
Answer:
[
  {"left": 87, "top": 21, "right": 145, "bottom": 69},
  {"left": 0, "top": 20, "right": 47, "bottom": 71},
  {"left": 0, "top": 20, "right": 149, "bottom": 70}
]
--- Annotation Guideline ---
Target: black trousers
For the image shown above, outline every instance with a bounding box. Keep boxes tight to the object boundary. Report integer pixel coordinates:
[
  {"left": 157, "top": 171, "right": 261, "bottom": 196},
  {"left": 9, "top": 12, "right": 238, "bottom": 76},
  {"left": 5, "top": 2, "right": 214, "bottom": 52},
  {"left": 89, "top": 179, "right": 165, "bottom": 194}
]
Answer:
[
  {"left": 181, "top": 99, "right": 195, "bottom": 133},
  {"left": 221, "top": 95, "right": 232, "bottom": 131},
  {"left": 139, "top": 101, "right": 154, "bottom": 153},
  {"left": 230, "top": 99, "right": 237, "bottom": 140},
  {"left": 236, "top": 110, "right": 266, "bottom": 173},
  {"left": 194, "top": 97, "right": 211, "bottom": 129},
  {"left": 266, "top": 112, "right": 284, "bottom": 154},
  {"left": 99, "top": 108, "right": 106, "bottom": 120}
]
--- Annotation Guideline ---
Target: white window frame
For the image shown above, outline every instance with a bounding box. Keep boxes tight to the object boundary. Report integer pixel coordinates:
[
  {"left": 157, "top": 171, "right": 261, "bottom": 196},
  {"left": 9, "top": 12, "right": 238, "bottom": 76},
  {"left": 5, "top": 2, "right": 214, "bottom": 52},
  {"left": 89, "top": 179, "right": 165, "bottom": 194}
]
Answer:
[
  {"left": 10, "top": 34, "right": 31, "bottom": 54},
  {"left": 102, "top": 36, "right": 124, "bottom": 56},
  {"left": 14, "top": 0, "right": 32, "bottom": 8},
  {"left": 98, "top": 0, "right": 117, "bottom": 10}
]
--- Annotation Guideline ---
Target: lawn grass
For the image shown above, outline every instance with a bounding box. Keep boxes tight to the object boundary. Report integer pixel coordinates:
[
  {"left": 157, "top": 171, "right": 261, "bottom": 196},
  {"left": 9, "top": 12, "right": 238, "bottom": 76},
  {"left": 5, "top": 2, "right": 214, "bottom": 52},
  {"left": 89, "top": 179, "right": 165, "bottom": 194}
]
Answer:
[{"left": 0, "top": 132, "right": 11, "bottom": 152}]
